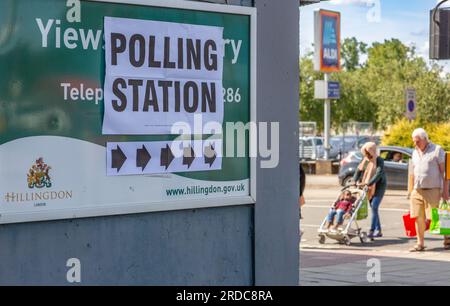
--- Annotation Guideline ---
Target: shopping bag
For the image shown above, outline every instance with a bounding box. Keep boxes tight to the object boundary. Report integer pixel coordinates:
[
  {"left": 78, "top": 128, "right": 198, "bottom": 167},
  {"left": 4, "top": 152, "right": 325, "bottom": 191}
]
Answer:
[
  {"left": 403, "top": 213, "right": 431, "bottom": 237},
  {"left": 430, "top": 201, "right": 450, "bottom": 235},
  {"left": 356, "top": 197, "right": 368, "bottom": 220},
  {"left": 403, "top": 213, "right": 417, "bottom": 237}
]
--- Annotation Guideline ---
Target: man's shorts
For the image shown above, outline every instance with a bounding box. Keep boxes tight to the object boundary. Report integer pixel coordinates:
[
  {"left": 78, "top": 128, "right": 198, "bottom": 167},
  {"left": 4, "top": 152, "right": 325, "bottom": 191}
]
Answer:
[{"left": 410, "top": 188, "right": 441, "bottom": 220}]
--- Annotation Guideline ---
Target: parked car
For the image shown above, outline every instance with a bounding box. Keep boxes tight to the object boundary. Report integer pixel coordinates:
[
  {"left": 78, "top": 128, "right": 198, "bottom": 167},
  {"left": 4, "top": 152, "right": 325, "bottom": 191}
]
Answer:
[
  {"left": 329, "top": 135, "right": 381, "bottom": 160},
  {"left": 338, "top": 146, "right": 413, "bottom": 190},
  {"left": 299, "top": 137, "right": 324, "bottom": 160}
]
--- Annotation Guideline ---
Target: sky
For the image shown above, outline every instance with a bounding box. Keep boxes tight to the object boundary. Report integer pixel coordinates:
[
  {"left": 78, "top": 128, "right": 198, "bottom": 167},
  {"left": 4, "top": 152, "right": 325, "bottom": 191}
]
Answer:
[{"left": 300, "top": 0, "right": 450, "bottom": 67}]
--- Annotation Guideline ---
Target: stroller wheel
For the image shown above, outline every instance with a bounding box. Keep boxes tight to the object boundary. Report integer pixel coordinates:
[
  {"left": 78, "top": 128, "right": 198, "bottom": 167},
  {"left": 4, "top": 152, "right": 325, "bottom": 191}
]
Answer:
[
  {"left": 318, "top": 235, "right": 326, "bottom": 244},
  {"left": 359, "top": 232, "right": 368, "bottom": 244},
  {"left": 344, "top": 236, "right": 351, "bottom": 246}
]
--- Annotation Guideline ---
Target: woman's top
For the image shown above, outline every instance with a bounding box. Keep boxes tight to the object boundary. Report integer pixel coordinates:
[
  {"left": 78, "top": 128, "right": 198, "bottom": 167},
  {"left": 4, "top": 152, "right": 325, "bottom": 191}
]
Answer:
[{"left": 353, "top": 156, "right": 387, "bottom": 198}]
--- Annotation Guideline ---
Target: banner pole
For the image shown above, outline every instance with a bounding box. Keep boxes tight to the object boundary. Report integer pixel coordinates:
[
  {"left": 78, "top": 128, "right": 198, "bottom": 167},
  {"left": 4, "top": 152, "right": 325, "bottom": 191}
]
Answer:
[{"left": 324, "top": 73, "right": 331, "bottom": 160}]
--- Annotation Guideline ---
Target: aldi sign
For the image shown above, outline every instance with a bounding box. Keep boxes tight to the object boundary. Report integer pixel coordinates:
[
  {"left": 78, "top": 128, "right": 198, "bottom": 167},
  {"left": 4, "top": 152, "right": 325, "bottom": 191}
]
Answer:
[{"left": 314, "top": 10, "right": 341, "bottom": 73}]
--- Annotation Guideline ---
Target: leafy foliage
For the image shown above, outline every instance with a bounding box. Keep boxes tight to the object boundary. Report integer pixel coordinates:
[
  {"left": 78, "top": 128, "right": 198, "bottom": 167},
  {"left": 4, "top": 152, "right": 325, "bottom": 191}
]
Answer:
[
  {"left": 382, "top": 119, "right": 450, "bottom": 151},
  {"left": 341, "top": 37, "right": 367, "bottom": 71},
  {"left": 300, "top": 38, "right": 450, "bottom": 135}
]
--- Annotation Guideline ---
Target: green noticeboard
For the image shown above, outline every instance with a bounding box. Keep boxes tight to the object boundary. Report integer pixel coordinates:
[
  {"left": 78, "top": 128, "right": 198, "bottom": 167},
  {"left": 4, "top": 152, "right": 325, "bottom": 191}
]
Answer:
[{"left": 0, "top": 0, "right": 256, "bottom": 224}]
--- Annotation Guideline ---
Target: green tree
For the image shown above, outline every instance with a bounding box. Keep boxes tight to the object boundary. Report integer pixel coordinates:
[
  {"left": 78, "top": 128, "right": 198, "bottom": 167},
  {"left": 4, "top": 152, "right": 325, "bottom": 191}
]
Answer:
[
  {"left": 331, "top": 69, "right": 376, "bottom": 132},
  {"left": 299, "top": 54, "right": 376, "bottom": 132},
  {"left": 299, "top": 39, "right": 450, "bottom": 134},
  {"left": 299, "top": 56, "right": 324, "bottom": 129},
  {"left": 341, "top": 37, "right": 367, "bottom": 71},
  {"left": 364, "top": 39, "right": 450, "bottom": 128}
]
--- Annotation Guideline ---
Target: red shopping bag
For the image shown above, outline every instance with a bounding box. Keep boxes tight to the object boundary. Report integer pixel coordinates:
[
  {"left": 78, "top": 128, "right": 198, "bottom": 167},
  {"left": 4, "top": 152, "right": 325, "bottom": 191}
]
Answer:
[{"left": 403, "top": 213, "right": 430, "bottom": 237}]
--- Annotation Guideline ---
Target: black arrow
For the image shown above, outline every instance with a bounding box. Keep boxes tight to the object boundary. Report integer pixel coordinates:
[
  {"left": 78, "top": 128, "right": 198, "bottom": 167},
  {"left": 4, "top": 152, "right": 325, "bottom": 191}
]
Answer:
[
  {"left": 112, "top": 145, "right": 127, "bottom": 172},
  {"left": 136, "top": 145, "right": 151, "bottom": 171},
  {"left": 204, "top": 144, "right": 217, "bottom": 167},
  {"left": 160, "top": 144, "right": 175, "bottom": 170},
  {"left": 182, "top": 145, "right": 195, "bottom": 168}
]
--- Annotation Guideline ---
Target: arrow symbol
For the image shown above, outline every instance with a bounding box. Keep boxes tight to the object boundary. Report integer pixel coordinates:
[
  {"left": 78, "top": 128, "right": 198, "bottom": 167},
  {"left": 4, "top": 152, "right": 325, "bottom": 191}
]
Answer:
[
  {"left": 112, "top": 145, "right": 127, "bottom": 172},
  {"left": 136, "top": 145, "right": 151, "bottom": 171},
  {"left": 160, "top": 144, "right": 174, "bottom": 170},
  {"left": 204, "top": 143, "right": 217, "bottom": 168},
  {"left": 182, "top": 145, "right": 195, "bottom": 169}
]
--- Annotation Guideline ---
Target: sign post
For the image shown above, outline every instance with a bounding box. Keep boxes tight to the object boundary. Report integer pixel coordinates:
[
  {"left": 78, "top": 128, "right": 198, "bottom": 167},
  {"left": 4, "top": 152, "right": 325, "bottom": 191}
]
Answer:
[
  {"left": 324, "top": 74, "right": 331, "bottom": 160},
  {"left": 314, "top": 9, "right": 341, "bottom": 160}
]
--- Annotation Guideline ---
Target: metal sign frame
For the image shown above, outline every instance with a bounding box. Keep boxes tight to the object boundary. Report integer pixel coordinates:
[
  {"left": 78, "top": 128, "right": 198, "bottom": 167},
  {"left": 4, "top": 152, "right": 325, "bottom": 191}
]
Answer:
[{"left": 0, "top": 0, "right": 257, "bottom": 224}]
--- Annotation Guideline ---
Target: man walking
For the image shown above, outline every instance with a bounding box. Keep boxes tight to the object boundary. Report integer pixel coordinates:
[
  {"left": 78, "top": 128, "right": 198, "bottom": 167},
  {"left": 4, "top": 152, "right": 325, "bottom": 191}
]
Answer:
[{"left": 410, "top": 128, "right": 449, "bottom": 251}]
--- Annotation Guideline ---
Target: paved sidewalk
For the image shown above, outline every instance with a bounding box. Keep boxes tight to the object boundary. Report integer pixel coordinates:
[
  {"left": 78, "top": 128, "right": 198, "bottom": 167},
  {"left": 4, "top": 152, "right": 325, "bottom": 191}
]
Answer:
[{"left": 300, "top": 250, "right": 450, "bottom": 286}]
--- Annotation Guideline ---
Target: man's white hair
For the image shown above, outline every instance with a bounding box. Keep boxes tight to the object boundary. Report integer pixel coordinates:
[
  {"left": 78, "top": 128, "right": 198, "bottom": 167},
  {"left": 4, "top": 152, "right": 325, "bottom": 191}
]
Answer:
[{"left": 412, "top": 128, "right": 429, "bottom": 142}]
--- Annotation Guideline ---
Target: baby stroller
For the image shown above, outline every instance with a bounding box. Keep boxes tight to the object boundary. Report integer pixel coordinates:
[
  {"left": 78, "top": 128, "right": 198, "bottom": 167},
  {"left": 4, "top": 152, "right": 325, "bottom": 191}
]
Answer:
[{"left": 317, "top": 185, "right": 369, "bottom": 246}]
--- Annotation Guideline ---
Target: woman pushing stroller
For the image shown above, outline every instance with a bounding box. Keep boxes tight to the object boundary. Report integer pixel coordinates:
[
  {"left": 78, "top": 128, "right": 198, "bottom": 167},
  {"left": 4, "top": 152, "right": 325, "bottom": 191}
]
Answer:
[{"left": 352, "top": 142, "right": 387, "bottom": 240}]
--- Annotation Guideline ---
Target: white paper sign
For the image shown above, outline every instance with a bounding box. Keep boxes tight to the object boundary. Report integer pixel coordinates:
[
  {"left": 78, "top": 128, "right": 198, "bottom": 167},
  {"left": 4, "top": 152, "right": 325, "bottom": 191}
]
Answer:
[{"left": 102, "top": 17, "right": 224, "bottom": 135}]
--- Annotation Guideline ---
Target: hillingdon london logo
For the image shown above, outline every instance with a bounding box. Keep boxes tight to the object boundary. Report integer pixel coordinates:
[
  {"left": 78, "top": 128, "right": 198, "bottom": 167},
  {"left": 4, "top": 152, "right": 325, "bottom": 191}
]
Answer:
[
  {"left": 4, "top": 157, "right": 73, "bottom": 204},
  {"left": 27, "top": 157, "right": 52, "bottom": 188}
]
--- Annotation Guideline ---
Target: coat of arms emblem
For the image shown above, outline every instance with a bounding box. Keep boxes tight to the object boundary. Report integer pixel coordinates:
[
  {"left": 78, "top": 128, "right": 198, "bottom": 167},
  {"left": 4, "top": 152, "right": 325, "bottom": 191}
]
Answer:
[{"left": 27, "top": 158, "right": 52, "bottom": 188}]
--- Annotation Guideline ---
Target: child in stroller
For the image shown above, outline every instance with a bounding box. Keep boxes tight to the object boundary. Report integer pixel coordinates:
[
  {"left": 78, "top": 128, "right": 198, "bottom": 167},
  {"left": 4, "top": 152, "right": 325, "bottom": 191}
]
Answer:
[
  {"left": 318, "top": 186, "right": 369, "bottom": 245},
  {"left": 325, "top": 190, "right": 355, "bottom": 232}
]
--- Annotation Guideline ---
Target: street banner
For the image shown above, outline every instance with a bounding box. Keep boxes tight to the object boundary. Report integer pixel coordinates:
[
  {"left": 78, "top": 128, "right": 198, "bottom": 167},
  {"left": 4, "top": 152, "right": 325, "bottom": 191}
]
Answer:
[
  {"left": 103, "top": 17, "right": 224, "bottom": 135},
  {"left": 314, "top": 10, "right": 341, "bottom": 73}
]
